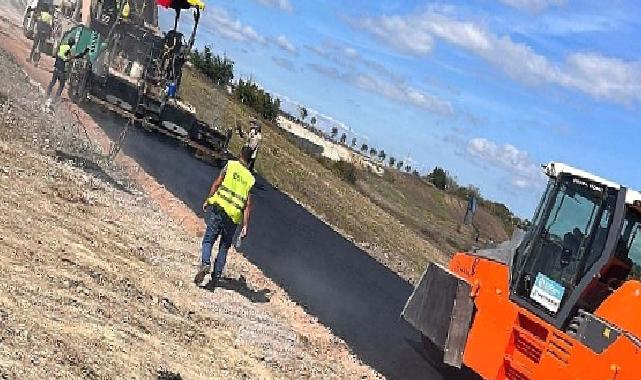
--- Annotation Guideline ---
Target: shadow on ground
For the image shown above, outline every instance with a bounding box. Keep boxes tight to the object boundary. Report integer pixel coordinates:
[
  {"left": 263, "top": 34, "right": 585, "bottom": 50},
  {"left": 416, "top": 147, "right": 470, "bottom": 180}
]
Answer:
[{"left": 202, "top": 276, "right": 271, "bottom": 304}]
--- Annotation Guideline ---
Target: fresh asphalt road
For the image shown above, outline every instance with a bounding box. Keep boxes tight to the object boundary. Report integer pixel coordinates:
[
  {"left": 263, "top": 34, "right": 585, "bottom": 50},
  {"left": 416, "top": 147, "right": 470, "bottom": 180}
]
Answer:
[{"left": 87, "top": 104, "right": 476, "bottom": 380}]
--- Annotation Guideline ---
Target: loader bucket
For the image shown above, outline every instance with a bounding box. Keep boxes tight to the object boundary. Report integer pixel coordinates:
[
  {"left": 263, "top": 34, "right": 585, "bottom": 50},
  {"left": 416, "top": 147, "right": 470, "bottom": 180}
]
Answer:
[{"left": 402, "top": 263, "right": 474, "bottom": 368}]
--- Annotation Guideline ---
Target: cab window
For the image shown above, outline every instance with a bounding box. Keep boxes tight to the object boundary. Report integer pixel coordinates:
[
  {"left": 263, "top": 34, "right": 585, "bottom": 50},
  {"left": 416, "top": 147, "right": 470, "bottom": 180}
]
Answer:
[{"left": 621, "top": 210, "right": 641, "bottom": 280}]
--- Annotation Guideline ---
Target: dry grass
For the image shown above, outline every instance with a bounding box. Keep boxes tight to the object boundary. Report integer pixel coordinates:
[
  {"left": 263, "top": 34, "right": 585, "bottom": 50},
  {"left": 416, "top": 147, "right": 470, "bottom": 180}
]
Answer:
[{"left": 356, "top": 169, "right": 508, "bottom": 255}]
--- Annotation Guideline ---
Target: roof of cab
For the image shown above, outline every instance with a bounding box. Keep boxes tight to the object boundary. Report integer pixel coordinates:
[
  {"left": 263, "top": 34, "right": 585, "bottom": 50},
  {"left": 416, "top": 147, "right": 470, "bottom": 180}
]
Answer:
[{"left": 543, "top": 162, "right": 641, "bottom": 206}]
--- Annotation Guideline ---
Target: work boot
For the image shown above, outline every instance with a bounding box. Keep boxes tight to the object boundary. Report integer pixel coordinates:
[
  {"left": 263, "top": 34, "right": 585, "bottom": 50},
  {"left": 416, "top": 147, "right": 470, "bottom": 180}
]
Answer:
[{"left": 194, "top": 264, "right": 211, "bottom": 285}]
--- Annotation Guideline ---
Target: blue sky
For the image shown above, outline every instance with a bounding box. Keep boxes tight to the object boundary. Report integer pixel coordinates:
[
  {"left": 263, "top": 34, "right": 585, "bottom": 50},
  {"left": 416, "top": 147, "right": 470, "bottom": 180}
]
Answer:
[{"left": 160, "top": 1, "right": 641, "bottom": 217}]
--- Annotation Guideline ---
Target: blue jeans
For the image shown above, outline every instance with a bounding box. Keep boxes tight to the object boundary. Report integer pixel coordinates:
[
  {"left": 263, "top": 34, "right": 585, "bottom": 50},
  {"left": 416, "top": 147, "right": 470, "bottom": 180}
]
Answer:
[{"left": 201, "top": 205, "right": 237, "bottom": 279}]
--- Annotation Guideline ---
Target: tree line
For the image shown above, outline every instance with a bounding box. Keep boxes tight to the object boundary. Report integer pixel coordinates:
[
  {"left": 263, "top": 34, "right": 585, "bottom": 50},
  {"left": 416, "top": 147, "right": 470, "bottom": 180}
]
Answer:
[{"left": 190, "top": 46, "right": 281, "bottom": 121}]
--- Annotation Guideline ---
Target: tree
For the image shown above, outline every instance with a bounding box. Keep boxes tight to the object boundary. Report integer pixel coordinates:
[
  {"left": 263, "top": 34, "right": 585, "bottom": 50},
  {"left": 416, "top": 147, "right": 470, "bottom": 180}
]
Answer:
[
  {"left": 388, "top": 156, "right": 396, "bottom": 167},
  {"left": 351, "top": 137, "right": 357, "bottom": 148},
  {"left": 428, "top": 167, "right": 448, "bottom": 190},
  {"left": 361, "top": 144, "right": 368, "bottom": 153},
  {"left": 191, "top": 46, "right": 234, "bottom": 85},
  {"left": 330, "top": 127, "right": 339, "bottom": 141},
  {"left": 340, "top": 133, "right": 347, "bottom": 145},
  {"left": 311, "top": 116, "right": 317, "bottom": 127},
  {"left": 233, "top": 79, "right": 280, "bottom": 121},
  {"left": 299, "top": 106, "right": 308, "bottom": 122},
  {"left": 369, "top": 147, "right": 377, "bottom": 157},
  {"left": 396, "top": 161, "right": 403, "bottom": 170},
  {"left": 412, "top": 170, "right": 420, "bottom": 176},
  {"left": 378, "top": 150, "right": 386, "bottom": 162}
]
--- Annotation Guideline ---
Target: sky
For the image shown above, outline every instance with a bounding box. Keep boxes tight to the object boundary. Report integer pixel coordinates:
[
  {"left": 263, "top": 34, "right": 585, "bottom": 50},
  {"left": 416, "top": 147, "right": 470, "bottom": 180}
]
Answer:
[{"left": 159, "top": 0, "right": 641, "bottom": 218}]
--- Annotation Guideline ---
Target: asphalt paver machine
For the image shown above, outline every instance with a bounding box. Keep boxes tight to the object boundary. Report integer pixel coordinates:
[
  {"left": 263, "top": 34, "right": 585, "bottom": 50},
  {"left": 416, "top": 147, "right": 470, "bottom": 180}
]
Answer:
[{"left": 58, "top": 0, "right": 230, "bottom": 161}]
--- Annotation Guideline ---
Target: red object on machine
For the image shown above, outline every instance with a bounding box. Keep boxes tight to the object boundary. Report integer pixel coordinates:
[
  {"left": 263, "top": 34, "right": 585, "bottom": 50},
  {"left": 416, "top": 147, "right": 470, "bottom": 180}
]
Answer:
[
  {"left": 156, "top": 0, "right": 204, "bottom": 10},
  {"left": 156, "top": 0, "right": 172, "bottom": 8}
]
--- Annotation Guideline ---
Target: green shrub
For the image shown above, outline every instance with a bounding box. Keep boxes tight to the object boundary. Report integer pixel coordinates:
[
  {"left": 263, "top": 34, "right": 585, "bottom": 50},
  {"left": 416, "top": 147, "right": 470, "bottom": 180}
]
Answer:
[{"left": 318, "top": 157, "right": 358, "bottom": 184}]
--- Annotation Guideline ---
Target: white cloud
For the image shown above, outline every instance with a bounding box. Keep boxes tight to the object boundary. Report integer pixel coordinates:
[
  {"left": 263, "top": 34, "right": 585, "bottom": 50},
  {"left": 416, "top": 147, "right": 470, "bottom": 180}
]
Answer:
[
  {"left": 205, "top": 7, "right": 266, "bottom": 44},
  {"left": 353, "top": 74, "right": 453, "bottom": 115},
  {"left": 307, "top": 41, "right": 404, "bottom": 83},
  {"left": 343, "top": 47, "right": 359, "bottom": 59},
  {"left": 356, "top": 10, "right": 641, "bottom": 104},
  {"left": 498, "top": 0, "right": 566, "bottom": 13},
  {"left": 276, "top": 35, "right": 297, "bottom": 53},
  {"left": 272, "top": 56, "right": 297, "bottom": 72},
  {"left": 256, "top": 0, "right": 293, "bottom": 12},
  {"left": 467, "top": 138, "right": 546, "bottom": 189},
  {"left": 308, "top": 63, "right": 453, "bottom": 116},
  {"left": 358, "top": 15, "right": 435, "bottom": 55},
  {"left": 561, "top": 53, "right": 641, "bottom": 104}
]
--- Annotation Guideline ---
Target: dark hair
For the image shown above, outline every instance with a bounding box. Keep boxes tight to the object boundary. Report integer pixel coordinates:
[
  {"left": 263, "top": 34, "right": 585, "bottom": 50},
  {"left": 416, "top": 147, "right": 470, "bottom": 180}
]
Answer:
[
  {"left": 240, "top": 146, "right": 253, "bottom": 163},
  {"left": 68, "top": 38, "right": 76, "bottom": 46}
]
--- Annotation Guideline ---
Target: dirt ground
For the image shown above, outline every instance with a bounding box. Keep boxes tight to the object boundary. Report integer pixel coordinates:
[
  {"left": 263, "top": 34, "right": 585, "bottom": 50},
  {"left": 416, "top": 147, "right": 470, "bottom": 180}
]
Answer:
[{"left": 0, "top": 17, "right": 381, "bottom": 380}]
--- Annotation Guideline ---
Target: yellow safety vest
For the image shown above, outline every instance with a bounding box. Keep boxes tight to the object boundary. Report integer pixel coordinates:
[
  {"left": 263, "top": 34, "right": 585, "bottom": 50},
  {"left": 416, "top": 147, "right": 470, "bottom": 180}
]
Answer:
[
  {"left": 58, "top": 44, "right": 71, "bottom": 61},
  {"left": 39, "top": 11, "right": 53, "bottom": 25},
  {"left": 122, "top": 1, "right": 130, "bottom": 18},
  {"left": 207, "top": 161, "right": 255, "bottom": 224}
]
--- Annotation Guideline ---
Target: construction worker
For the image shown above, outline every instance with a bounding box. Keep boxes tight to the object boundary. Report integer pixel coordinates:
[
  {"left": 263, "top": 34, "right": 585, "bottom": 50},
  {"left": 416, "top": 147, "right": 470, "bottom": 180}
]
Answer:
[
  {"left": 27, "top": 3, "right": 54, "bottom": 66},
  {"left": 194, "top": 146, "right": 256, "bottom": 286},
  {"left": 45, "top": 38, "right": 89, "bottom": 109},
  {"left": 245, "top": 118, "right": 262, "bottom": 173}
]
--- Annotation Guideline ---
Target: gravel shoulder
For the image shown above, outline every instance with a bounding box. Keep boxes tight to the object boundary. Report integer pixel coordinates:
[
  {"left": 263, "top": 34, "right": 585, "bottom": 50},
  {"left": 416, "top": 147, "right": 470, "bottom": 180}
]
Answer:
[{"left": 0, "top": 21, "right": 381, "bottom": 380}]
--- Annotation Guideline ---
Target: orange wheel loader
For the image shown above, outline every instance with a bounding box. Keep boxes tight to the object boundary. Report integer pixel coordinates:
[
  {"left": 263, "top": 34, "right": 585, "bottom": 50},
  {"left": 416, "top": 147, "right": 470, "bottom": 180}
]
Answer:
[{"left": 403, "top": 162, "right": 641, "bottom": 379}]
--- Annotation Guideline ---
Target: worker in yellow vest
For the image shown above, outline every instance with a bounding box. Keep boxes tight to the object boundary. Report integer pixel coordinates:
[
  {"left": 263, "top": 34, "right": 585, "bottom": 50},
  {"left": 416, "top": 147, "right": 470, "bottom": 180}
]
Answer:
[
  {"left": 27, "top": 4, "right": 54, "bottom": 66},
  {"left": 194, "top": 146, "right": 256, "bottom": 286},
  {"left": 45, "top": 38, "right": 89, "bottom": 109}
]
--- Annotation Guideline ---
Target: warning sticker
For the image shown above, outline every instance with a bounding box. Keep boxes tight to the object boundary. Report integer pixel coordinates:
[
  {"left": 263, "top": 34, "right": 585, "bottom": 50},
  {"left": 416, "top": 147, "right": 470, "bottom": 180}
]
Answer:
[{"left": 530, "top": 273, "right": 565, "bottom": 313}]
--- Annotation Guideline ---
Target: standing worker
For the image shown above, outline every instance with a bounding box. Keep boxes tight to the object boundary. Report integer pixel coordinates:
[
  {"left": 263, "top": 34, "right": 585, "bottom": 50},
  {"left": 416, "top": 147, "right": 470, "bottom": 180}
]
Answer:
[
  {"left": 44, "top": 38, "right": 89, "bottom": 110},
  {"left": 27, "top": 2, "right": 54, "bottom": 67},
  {"left": 194, "top": 146, "right": 256, "bottom": 286},
  {"left": 245, "top": 117, "right": 262, "bottom": 173}
]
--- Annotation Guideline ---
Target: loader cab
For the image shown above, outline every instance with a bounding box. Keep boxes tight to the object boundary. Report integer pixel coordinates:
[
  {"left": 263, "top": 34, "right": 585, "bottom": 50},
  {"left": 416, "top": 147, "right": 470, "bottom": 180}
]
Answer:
[{"left": 509, "top": 162, "right": 639, "bottom": 330}]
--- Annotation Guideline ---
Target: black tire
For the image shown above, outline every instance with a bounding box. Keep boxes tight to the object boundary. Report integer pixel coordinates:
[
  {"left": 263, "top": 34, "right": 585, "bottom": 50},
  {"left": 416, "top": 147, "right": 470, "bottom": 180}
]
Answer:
[{"left": 68, "top": 63, "right": 88, "bottom": 104}]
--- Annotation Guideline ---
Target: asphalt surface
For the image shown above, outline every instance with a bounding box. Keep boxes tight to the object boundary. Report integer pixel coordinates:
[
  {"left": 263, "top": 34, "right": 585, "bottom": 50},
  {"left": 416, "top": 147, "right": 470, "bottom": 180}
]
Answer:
[{"left": 86, "top": 103, "right": 477, "bottom": 380}]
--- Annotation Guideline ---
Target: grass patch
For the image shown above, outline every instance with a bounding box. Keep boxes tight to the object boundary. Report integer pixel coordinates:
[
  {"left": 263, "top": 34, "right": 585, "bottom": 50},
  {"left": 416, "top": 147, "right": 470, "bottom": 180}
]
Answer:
[{"left": 317, "top": 157, "right": 358, "bottom": 184}]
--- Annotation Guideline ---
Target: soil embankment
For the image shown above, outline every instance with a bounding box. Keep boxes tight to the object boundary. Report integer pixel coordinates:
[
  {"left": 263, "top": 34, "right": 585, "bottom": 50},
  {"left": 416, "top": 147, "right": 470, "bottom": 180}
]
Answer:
[{"left": 0, "top": 18, "right": 381, "bottom": 379}]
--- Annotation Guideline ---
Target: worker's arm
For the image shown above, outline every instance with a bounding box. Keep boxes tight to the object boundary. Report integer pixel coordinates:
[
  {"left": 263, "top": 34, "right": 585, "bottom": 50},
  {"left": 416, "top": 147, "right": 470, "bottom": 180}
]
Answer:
[
  {"left": 72, "top": 47, "right": 91, "bottom": 59},
  {"left": 241, "top": 194, "right": 252, "bottom": 237},
  {"left": 202, "top": 167, "right": 226, "bottom": 212}
]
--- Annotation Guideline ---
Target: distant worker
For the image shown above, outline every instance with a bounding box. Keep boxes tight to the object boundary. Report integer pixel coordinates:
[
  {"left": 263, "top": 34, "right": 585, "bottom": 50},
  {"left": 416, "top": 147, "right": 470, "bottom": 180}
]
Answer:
[
  {"left": 45, "top": 38, "right": 89, "bottom": 109},
  {"left": 194, "top": 146, "right": 256, "bottom": 286},
  {"left": 245, "top": 118, "right": 262, "bottom": 172},
  {"left": 27, "top": 3, "right": 54, "bottom": 66}
]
